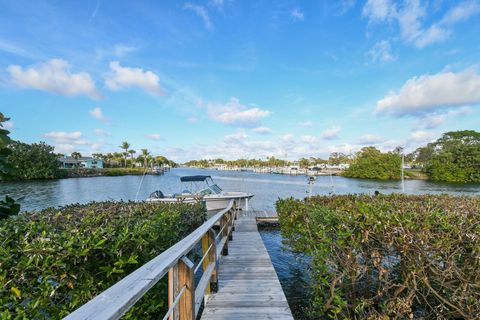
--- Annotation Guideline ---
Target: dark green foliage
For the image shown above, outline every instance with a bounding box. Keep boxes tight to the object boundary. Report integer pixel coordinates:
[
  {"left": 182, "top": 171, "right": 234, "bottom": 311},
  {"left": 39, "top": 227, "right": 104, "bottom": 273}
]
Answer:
[
  {"left": 277, "top": 194, "right": 480, "bottom": 319},
  {"left": 343, "top": 147, "right": 401, "bottom": 180},
  {"left": 0, "top": 196, "right": 20, "bottom": 219},
  {"left": 0, "top": 201, "right": 206, "bottom": 319},
  {"left": 56, "top": 167, "right": 147, "bottom": 178},
  {"left": 424, "top": 130, "right": 480, "bottom": 183},
  {"left": 7, "top": 141, "right": 62, "bottom": 180},
  {"left": 0, "top": 113, "right": 20, "bottom": 219},
  {"left": 0, "top": 113, "right": 13, "bottom": 179}
]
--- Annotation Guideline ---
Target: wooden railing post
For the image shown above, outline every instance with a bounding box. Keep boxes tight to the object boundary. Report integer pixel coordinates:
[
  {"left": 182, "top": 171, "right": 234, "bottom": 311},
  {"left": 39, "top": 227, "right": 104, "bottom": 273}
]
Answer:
[
  {"left": 221, "top": 215, "right": 229, "bottom": 256},
  {"left": 168, "top": 257, "right": 194, "bottom": 320},
  {"left": 201, "top": 233, "right": 211, "bottom": 294},
  {"left": 168, "top": 264, "right": 179, "bottom": 320},
  {"left": 208, "top": 229, "right": 218, "bottom": 293},
  {"left": 228, "top": 209, "right": 233, "bottom": 241},
  {"left": 178, "top": 257, "right": 195, "bottom": 320}
]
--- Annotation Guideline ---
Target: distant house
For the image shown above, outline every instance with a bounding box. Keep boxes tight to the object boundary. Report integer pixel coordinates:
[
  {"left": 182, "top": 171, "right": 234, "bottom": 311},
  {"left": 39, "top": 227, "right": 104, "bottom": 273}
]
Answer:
[{"left": 58, "top": 156, "right": 104, "bottom": 169}]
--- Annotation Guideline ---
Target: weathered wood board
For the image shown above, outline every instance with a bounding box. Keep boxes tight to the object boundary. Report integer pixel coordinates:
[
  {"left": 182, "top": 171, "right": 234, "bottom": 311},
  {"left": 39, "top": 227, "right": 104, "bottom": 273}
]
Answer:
[{"left": 200, "top": 216, "right": 293, "bottom": 320}]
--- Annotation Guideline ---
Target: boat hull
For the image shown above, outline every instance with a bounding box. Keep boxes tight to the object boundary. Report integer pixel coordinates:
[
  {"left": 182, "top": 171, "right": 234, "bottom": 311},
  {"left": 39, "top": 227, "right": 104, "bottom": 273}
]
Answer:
[
  {"left": 204, "top": 193, "right": 253, "bottom": 211},
  {"left": 145, "top": 197, "right": 198, "bottom": 204}
]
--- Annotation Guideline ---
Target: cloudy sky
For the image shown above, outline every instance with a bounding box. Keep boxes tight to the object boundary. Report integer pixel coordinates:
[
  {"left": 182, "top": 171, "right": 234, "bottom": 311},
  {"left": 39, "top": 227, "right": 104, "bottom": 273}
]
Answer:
[{"left": 1, "top": 0, "right": 479, "bottom": 161}]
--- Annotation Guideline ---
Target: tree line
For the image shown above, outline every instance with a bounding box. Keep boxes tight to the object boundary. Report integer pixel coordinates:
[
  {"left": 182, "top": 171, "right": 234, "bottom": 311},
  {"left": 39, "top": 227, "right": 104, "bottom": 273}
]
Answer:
[
  {"left": 0, "top": 114, "right": 176, "bottom": 181},
  {"left": 186, "top": 130, "right": 480, "bottom": 183},
  {"left": 184, "top": 154, "right": 351, "bottom": 169},
  {"left": 67, "top": 141, "right": 176, "bottom": 169},
  {"left": 344, "top": 130, "right": 480, "bottom": 183}
]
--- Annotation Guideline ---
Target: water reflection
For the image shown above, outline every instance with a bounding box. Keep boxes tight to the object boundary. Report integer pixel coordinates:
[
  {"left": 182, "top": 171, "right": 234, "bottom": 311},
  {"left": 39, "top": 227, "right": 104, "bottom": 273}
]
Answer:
[
  {"left": 1, "top": 168, "right": 478, "bottom": 318},
  {"left": 0, "top": 167, "right": 479, "bottom": 212},
  {"left": 259, "top": 228, "right": 312, "bottom": 320}
]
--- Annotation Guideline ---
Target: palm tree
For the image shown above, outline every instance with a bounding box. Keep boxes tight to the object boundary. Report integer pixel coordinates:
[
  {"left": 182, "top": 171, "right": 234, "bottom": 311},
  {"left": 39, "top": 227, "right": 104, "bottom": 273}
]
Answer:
[
  {"left": 92, "top": 153, "right": 103, "bottom": 159},
  {"left": 120, "top": 141, "right": 130, "bottom": 167},
  {"left": 71, "top": 152, "right": 82, "bottom": 160},
  {"left": 71, "top": 152, "right": 82, "bottom": 168},
  {"left": 141, "top": 149, "right": 150, "bottom": 167},
  {"left": 128, "top": 149, "right": 136, "bottom": 168}
]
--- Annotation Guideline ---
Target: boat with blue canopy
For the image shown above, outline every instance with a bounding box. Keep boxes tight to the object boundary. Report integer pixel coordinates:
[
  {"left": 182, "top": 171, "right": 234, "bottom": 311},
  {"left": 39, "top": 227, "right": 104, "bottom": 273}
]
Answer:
[{"left": 146, "top": 175, "right": 253, "bottom": 211}]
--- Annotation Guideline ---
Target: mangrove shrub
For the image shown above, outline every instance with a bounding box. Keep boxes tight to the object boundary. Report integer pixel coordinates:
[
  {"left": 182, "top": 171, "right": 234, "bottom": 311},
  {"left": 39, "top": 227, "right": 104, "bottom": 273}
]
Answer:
[
  {"left": 7, "top": 141, "right": 63, "bottom": 180},
  {"left": 425, "top": 130, "right": 480, "bottom": 183},
  {"left": 0, "top": 201, "right": 206, "bottom": 318},
  {"left": 277, "top": 194, "right": 480, "bottom": 319},
  {"left": 343, "top": 147, "right": 401, "bottom": 180}
]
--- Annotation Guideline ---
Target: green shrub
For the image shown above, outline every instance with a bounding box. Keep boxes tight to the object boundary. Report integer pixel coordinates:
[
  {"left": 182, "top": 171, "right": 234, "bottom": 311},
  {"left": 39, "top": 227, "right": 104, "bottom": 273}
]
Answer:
[
  {"left": 0, "top": 201, "right": 206, "bottom": 319},
  {"left": 103, "top": 168, "right": 146, "bottom": 176},
  {"left": 277, "top": 194, "right": 480, "bottom": 319},
  {"left": 6, "top": 141, "right": 63, "bottom": 180},
  {"left": 344, "top": 147, "right": 401, "bottom": 180}
]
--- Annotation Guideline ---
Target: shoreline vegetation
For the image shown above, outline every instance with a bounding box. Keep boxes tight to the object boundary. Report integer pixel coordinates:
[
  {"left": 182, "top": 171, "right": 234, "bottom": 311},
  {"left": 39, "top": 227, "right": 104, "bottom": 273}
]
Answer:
[
  {"left": 0, "top": 115, "right": 177, "bottom": 182},
  {"left": 184, "top": 130, "right": 479, "bottom": 184},
  {"left": 277, "top": 194, "right": 480, "bottom": 319},
  {"left": 58, "top": 167, "right": 155, "bottom": 179},
  {"left": 0, "top": 201, "right": 206, "bottom": 318}
]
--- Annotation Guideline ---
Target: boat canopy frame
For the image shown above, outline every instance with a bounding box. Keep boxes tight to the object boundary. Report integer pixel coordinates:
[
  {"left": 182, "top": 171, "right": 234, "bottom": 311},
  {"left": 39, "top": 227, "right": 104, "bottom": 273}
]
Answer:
[{"left": 180, "top": 175, "right": 222, "bottom": 195}]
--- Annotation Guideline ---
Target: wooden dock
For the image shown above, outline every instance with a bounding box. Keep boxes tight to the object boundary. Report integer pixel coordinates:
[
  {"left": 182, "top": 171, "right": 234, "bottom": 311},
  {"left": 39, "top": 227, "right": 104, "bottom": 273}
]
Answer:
[
  {"left": 65, "top": 203, "right": 292, "bottom": 320},
  {"left": 208, "top": 209, "right": 279, "bottom": 222},
  {"left": 201, "top": 213, "right": 293, "bottom": 320}
]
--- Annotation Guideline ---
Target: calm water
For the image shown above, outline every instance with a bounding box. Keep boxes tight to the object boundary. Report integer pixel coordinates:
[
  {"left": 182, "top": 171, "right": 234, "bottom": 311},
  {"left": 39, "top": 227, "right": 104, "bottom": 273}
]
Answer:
[
  {"left": 1, "top": 167, "right": 478, "bottom": 212},
  {"left": 1, "top": 168, "right": 478, "bottom": 318}
]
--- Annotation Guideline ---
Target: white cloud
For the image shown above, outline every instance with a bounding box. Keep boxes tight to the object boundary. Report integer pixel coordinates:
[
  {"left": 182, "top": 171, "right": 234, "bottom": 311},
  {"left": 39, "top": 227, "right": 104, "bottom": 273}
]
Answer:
[
  {"left": 298, "top": 120, "right": 312, "bottom": 127},
  {"left": 0, "top": 39, "right": 39, "bottom": 59},
  {"left": 419, "top": 106, "right": 473, "bottom": 129},
  {"left": 113, "top": 44, "right": 137, "bottom": 57},
  {"left": 188, "top": 116, "right": 199, "bottom": 123},
  {"left": 300, "top": 135, "right": 318, "bottom": 144},
  {"left": 320, "top": 125, "right": 341, "bottom": 140},
  {"left": 363, "top": 0, "right": 480, "bottom": 48},
  {"left": 252, "top": 126, "right": 272, "bottom": 134},
  {"left": 44, "top": 131, "right": 98, "bottom": 155},
  {"left": 208, "top": 0, "right": 223, "bottom": 9},
  {"left": 7, "top": 59, "right": 101, "bottom": 99},
  {"left": 54, "top": 144, "right": 77, "bottom": 154},
  {"left": 184, "top": 3, "right": 212, "bottom": 30},
  {"left": 410, "top": 130, "right": 436, "bottom": 143},
  {"left": 358, "top": 134, "right": 384, "bottom": 144},
  {"left": 440, "top": 0, "right": 480, "bottom": 25},
  {"left": 105, "top": 61, "right": 164, "bottom": 96},
  {"left": 375, "top": 69, "right": 480, "bottom": 116},
  {"left": 44, "top": 131, "right": 86, "bottom": 144},
  {"left": 224, "top": 132, "right": 248, "bottom": 144},
  {"left": 291, "top": 8, "right": 304, "bottom": 21},
  {"left": 207, "top": 97, "right": 270, "bottom": 126},
  {"left": 89, "top": 107, "right": 107, "bottom": 122},
  {"left": 3, "top": 120, "right": 14, "bottom": 129},
  {"left": 326, "top": 143, "right": 356, "bottom": 155},
  {"left": 367, "top": 40, "right": 396, "bottom": 63},
  {"left": 146, "top": 133, "right": 162, "bottom": 140},
  {"left": 337, "top": 0, "right": 356, "bottom": 15},
  {"left": 94, "top": 128, "right": 111, "bottom": 137},
  {"left": 362, "top": 0, "right": 396, "bottom": 22}
]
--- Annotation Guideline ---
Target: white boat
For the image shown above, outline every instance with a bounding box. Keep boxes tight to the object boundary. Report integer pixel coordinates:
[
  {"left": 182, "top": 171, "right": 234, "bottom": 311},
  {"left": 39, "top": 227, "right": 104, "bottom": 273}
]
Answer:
[{"left": 146, "top": 175, "right": 253, "bottom": 211}]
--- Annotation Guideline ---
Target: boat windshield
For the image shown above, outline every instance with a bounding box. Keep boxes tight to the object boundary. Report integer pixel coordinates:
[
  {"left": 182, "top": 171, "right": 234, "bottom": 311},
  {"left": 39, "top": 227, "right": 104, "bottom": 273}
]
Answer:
[
  {"left": 198, "top": 188, "right": 213, "bottom": 196},
  {"left": 209, "top": 184, "right": 223, "bottom": 194}
]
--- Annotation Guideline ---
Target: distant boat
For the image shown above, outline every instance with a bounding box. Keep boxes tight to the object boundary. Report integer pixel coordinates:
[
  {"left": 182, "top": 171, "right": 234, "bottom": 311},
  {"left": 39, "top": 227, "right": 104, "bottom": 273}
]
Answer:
[
  {"left": 146, "top": 175, "right": 253, "bottom": 211},
  {"left": 149, "top": 166, "right": 164, "bottom": 175}
]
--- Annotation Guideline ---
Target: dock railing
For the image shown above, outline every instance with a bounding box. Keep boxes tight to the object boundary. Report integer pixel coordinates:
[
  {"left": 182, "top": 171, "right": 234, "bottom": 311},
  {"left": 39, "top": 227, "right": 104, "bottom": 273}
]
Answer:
[{"left": 64, "top": 200, "right": 237, "bottom": 320}]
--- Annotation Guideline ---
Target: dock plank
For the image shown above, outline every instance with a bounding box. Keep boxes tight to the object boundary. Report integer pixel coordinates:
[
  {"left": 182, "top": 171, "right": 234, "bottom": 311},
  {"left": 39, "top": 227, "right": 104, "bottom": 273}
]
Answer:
[{"left": 200, "top": 216, "right": 293, "bottom": 320}]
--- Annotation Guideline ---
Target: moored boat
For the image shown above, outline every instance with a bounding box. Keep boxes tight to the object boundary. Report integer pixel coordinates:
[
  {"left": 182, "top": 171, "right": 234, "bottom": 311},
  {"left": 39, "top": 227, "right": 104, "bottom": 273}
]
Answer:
[{"left": 146, "top": 175, "right": 253, "bottom": 211}]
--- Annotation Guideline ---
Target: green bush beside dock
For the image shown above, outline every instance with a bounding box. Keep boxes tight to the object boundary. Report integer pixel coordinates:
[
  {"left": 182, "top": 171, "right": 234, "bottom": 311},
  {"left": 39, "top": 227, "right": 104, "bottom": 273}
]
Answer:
[
  {"left": 0, "top": 201, "right": 206, "bottom": 319},
  {"left": 277, "top": 194, "right": 480, "bottom": 319}
]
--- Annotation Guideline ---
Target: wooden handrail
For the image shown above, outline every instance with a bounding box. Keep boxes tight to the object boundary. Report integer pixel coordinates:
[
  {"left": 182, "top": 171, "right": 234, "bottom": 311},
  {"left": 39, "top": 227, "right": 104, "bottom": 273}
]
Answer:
[{"left": 64, "top": 200, "right": 236, "bottom": 320}]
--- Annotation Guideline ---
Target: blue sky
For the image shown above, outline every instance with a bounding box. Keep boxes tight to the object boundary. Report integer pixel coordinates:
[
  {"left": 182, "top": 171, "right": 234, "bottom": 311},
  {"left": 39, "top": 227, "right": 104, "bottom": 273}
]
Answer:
[{"left": 1, "top": 0, "right": 480, "bottom": 161}]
